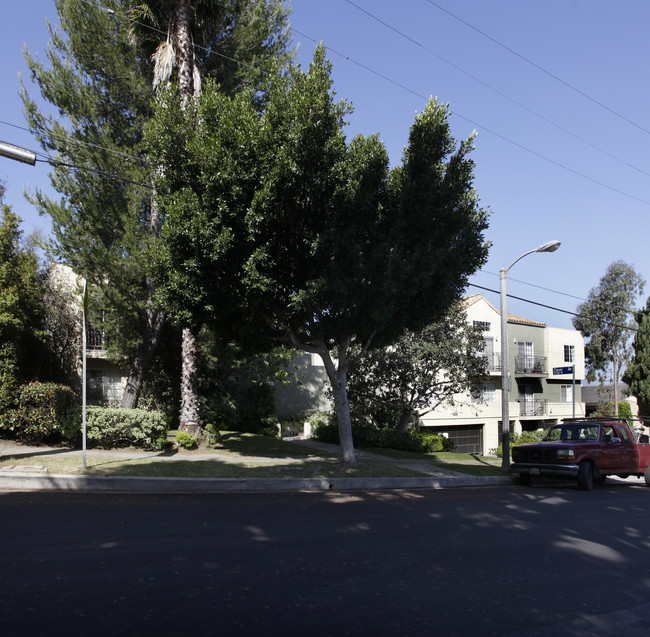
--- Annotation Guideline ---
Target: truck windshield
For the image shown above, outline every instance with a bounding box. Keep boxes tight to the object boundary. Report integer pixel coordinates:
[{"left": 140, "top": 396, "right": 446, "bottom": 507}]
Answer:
[{"left": 544, "top": 424, "right": 600, "bottom": 441}]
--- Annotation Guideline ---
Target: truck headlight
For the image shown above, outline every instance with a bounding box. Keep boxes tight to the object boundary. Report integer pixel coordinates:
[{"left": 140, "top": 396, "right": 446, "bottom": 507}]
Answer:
[{"left": 556, "top": 449, "right": 575, "bottom": 460}]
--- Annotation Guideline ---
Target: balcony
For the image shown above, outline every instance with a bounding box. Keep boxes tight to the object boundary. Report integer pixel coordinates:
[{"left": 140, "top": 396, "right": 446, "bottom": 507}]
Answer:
[
  {"left": 86, "top": 325, "right": 105, "bottom": 350},
  {"left": 514, "top": 355, "right": 548, "bottom": 375},
  {"left": 519, "top": 399, "right": 548, "bottom": 417},
  {"left": 481, "top": 352, "right": 501, "bottom": 372}
]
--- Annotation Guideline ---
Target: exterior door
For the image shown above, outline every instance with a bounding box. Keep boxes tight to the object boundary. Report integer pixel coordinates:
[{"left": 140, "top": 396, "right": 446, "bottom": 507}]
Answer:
[
  {"left": 518, "top": 341, "right": 534, "bottom": 373},
  {"left": 519, "top": 384, "right": 534, "bottom": 416}
]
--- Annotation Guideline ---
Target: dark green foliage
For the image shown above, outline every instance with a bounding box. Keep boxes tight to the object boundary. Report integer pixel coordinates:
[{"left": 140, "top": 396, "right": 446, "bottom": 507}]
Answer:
[
  {"left": 623, "top": 298, "right": 650, "bottom": 417},
  {"left": 201, "top": 383, "right": 275, "bottom": 435},
  {"left": 22, "top": 0, "right": 295, "bottom": 409},
  {"left": 0, "top": 382, "right": 78, "bottom": 444},
  {"left": 496, "top": 430, "right": 547, "bottom": 458},
  {"left": 148, "top": 47, "right": 490, "bottom": 463},
  {"left": 313, "top": 421, "right": 454, "bottom": 453},
  {"left": 86, "top": 407, "right": 167, "bottom": 450},
  {"left": 0, "top": 206, "right": 50, "bottom": 392},
  {"left": 347, "top": 305, "right": 487, "bottom": 433}
]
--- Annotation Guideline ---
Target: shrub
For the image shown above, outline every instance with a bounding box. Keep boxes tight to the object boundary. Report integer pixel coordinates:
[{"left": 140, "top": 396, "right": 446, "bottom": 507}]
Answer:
[
  {"left": 311, "top": 418, "right": 453, "bottom": 453},
  {"left": 496, "top": 429, "right": 548, "bottom": 458},
  {"left": 86, "top": 407, "right": 167, "bottom": 450},
  {"left": 0, "top": 382, "right": 78, "bottom": 444},
  {"left": 176, "top": 430, "right": 197, "bottom": 450}
]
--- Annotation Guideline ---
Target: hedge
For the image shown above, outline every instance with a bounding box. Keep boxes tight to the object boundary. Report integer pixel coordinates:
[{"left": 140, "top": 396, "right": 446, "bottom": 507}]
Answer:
[
  {"left": 0, "top": 382, "right": 78, "bottom": 444},
  {"left": 313, "top": 420, "right": 454, "bottom": 453},
  {"left": 86, "top": 407, "right": 167, "bottom": 450}
]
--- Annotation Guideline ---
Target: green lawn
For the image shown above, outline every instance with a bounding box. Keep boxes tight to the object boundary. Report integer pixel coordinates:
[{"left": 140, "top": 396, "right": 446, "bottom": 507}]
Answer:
[{"left": 0, "top": 433, "right": 503, "bottom": 479}]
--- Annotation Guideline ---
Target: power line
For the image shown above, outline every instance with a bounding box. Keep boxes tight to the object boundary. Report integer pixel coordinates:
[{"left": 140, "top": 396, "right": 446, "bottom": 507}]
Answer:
[
  {"left": 344, "top": 0, "right": 650, "bottom": 180},
  {"left": 469, "top": 283, "right": 643, "bottom": 334},
  {"left": 37, "top": 2, "right": 650, "bottom": 207},
  {"left": 36, "top": 157, "right": 152, "bottom": 189},
  {"left": 293, "top": 29, "right": 650, "bottom": 207},
  {"left": 423, "top": 0, "right": 650, "bottom": 136},
  {"left": 0, "top": 118, "right": 146, "bottom": 166}
]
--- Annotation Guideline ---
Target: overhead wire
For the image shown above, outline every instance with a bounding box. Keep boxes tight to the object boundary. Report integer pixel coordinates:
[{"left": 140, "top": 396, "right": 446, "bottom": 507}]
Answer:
[
  {"left": 73, "top": 1, "right": 650, "bottom": 205},
  {"left": 344, "top": 0, "right": 650, "bottom": 179},
  {"left": 469, "top": 283, "right": 645, "bottom": 335},
  {"left": 423, "top": 0, "right": 650, "bottom": 137},
  {"left": 0, "top": 118, "right": 146, "bottom": 166}
]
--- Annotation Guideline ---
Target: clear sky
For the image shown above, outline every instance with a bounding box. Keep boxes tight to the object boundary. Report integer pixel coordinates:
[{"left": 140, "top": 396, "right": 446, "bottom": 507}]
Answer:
[{"left": 2, "top": 1, "right": 649, "bottom": 331}]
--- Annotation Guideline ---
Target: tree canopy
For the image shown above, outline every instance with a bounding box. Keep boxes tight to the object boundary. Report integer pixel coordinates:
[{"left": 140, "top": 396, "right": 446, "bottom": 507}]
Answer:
[
  {"left": 573, "top": 260, "right": 645, "bottom": 415},
  {"left": 148, "top": 48, "right": 490, "bottom": 462},
  {"left": 623, "top": 298, "right": 650, "bottom": 417},
  {"left": 346, "top": 304, "right": 488, "bottom": 434},
  {"left": 21, "top": 0, "right": 294, "bottom": 414}
]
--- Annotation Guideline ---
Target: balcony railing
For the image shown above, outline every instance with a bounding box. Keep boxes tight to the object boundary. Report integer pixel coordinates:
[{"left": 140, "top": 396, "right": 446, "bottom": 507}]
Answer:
[
  {"left": 519, "top": 399, "right": 548, "bottom": 417},
  {"left": 481, "top": 352, "right": 501, "bottom": 372},
  {"left": 86, "top": 326, "right": 105, "bottom": 350},
  {"left": 514, "top": 355, "right": 548, "bottom": 374}
]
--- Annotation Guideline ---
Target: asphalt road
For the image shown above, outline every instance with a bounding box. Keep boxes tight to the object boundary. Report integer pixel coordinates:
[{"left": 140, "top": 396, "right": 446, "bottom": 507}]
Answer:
[{"left": 3, "top": 483, "right": 650, "bottom": 636}]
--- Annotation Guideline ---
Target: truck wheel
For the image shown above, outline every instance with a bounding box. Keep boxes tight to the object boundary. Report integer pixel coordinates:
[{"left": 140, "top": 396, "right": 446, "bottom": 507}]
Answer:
[
  {"left": 577, "top": 461, "right": 594, "bottom": 491},
  {"left": 644, "top": 468, "right": 650, "bottom": 486},
  {"left": 518, "top": 473, "right": 532, "bottom": 486}
]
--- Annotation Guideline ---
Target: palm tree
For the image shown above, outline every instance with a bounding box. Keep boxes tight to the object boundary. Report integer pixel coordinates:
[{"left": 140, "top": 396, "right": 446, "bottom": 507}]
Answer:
[{"left": 127, "top": 0, "right": 293, "bottom": 433}]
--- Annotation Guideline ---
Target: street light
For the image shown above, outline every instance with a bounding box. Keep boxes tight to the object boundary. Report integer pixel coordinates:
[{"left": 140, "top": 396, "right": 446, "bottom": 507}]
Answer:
[{"left": 500, "top": 239, "right": 561, "bottom": 472}]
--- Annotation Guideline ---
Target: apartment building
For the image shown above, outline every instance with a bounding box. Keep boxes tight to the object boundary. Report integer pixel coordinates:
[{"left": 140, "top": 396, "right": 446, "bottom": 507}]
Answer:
[{"left": 420, "top": 294, "right": 585, "bottom": 454}]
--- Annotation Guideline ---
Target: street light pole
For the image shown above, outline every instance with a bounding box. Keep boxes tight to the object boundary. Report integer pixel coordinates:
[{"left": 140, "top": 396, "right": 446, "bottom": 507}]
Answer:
[{"left": 500, "top": 240, "right": 561, "bottom": 473}]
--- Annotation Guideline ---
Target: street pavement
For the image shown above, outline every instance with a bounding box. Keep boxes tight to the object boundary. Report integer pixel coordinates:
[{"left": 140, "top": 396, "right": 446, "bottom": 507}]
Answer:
[{"left": 0, "top": 437, "right": 513, "bottom": 493}]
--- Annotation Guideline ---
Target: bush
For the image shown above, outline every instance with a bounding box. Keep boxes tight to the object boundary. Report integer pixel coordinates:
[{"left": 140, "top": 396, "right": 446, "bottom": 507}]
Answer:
[
  {"left": 0, "top": 382, "right": 78, "bottom": 444},
  {"left": 201, "top": 384, "right": 275, "bottom": 435},
  {"left": 86, "top": 407, "right": 167, "bottom": 450},
  {"left": 176, "top": 430, "right": 197, "bottom": 450},
  {"left": 496, "top": 429, "right": 547, "bottom": 458},
  {"left": 312, "top": 418, "right": 453, "bottom": 453}
]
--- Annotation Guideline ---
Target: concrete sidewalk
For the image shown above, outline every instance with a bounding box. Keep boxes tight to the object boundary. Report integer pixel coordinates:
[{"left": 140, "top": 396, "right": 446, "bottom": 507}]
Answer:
[{"left": 0, "top": 438, "right": 513, "bottom": 493}]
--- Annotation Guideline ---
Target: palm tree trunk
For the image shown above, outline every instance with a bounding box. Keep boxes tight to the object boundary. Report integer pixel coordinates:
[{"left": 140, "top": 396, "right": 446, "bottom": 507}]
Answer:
[{"left": 174, "top": 0, "right": 202, "bottom": 433}]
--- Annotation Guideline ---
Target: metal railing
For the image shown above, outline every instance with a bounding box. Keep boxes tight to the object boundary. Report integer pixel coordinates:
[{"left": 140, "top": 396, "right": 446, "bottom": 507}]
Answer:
[
  {"left": 519, "top": 399, "right": 548, "bottom": 417},
  {"left": 515, "top": 355, "right": 548, "bottom": 374},
  {"left": 86, "top": 325, "right": 105, "bottom": 350}
]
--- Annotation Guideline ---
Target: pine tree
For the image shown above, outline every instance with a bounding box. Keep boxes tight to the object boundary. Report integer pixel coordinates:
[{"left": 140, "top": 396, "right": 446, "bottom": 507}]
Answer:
[{"left": 21, "top": 0, "right": 293, "bottom": 420}]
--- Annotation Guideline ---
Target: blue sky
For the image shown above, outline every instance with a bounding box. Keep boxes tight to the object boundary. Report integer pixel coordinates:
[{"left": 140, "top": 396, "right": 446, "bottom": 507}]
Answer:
[{"left": 2, "top": 1, "right": 649, "bottom": 331}]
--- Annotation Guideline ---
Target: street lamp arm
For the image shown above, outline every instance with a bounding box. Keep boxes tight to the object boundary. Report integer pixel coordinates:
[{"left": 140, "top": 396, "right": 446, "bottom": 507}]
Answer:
[
  {"left": 0, "top": 141, "right": 36, "bottom": 166},
  {"left": 504, "top": 240, "right": 561, "bottom": 274}
]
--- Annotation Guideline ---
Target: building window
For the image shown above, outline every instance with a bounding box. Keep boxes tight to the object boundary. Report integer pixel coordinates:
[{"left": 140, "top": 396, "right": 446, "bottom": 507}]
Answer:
[
  {"left": 473, "top": 320, "right": 491, "bottom": 331},
  {"left": 561, "top": 384, "right": 573, "bottom": 402},
  {"left": 472, "top": 382, "right": 496, "bottom": 403},
  {"left": 564, "top": 345, "right": 575, "bottom": 363}
]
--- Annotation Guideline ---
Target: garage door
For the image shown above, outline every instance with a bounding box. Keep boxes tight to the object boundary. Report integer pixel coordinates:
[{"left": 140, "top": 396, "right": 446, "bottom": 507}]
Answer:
[{"left": 432, "top": 425, "right": 483, "bottom": 455}]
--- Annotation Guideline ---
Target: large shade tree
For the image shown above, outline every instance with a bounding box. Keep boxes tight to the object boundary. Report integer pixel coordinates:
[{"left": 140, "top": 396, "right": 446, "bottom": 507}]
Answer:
[
  {"left": 148, "top": 48, "right": 490, "bottom": 463},
  {"left": 21, "top": 0, "right": 293, "bottom": 421},
  {"left": 573, "top": 260, "right": 645, "bottom": 416}
]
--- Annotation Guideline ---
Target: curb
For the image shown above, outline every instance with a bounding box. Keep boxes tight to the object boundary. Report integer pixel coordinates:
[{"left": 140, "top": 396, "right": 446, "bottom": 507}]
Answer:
[{"left": 0, "top": 473, "right": 514, "bottom": 493}]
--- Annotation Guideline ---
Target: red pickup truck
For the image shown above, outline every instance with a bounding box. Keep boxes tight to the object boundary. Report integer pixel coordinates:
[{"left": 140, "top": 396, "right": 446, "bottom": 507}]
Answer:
[{"left": 511, "top": 420, "right": 650, "bottom": 490}]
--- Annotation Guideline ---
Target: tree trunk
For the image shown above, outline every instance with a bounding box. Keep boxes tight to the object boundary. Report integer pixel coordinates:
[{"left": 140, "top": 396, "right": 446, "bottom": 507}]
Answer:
[
  {"left": 320, "top": 349, "right": 356, "bottom": 464},
  {"left": 120, "top": 304, "right": 164, "bottom": 409},
  {"left": 174, "top": 0, "right": 202, "bottom": 434},
  {"left": 121, "top": 190, "right": 163, "bottom": 409},
  {"left": 179, "top": 326, "right": 201, "bottom": 436},
  {"left": 613, "top": 349, "right": 620, "bottom": 417},
  {"left": 396, "top": 407, "right": 415, "bottom": 435}
]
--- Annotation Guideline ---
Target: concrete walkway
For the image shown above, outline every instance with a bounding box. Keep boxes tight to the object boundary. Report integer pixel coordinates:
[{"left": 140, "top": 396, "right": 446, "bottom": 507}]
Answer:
[{"left": 0, "top": 437, "right": 513, "bottom": 493}]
